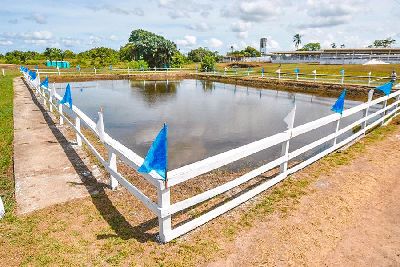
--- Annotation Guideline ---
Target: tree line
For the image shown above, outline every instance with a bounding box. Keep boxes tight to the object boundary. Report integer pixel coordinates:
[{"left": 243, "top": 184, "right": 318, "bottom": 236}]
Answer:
[
  {"left": 293, "top": 34, "right": 396, "bottom": 51},
  {"left": 0, "top": 29, "right": 225, "bottom": 71}
]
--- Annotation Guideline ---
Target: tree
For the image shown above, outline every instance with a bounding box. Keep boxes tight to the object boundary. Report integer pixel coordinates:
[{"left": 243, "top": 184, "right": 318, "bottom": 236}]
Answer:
[
  {"left": 293, "top": 34, "right": 302, "bottom": 50},
  {"left": 188, "top": 47, "right": 219, "bottom": 62},
  {"left": 128, "top": 29, "right": 177, "bottom": 67},
  {"left": 331, "top": 43, "right": 337, "bottom": 48},
  {"left": 340, "top": 44, "right": 345, "bottom": 48},
  {"left": 200, "top": 54, "right": 216, "bottom": 72},
  {"left": 119, "top": 43, "right": 136, "bottom": 61},
  {"left": 78, "top": 47, "right": 119, "bottom": 67},
  {"left": 243, "top": 46, "right": 261, "bottom": 57},
  {"left": 299, "top": 42, "right": 321, "bottom": 51},
  {"left": 371, "top": 37, "right": 396, "bottom": 48},
  {"left": 44, "top": 48, "right": 62, "bottom": 61},
  {"left": 170, "top": 51, "right": 187, "bottom": 68},
  {"left": 63, "top": 50, "right": 75, "bottom": 59}
]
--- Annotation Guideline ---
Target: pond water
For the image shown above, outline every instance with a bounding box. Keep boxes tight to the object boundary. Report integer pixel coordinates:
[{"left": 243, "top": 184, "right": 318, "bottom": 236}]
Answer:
[{"left": 56, "top": 79, "right": 364, "bottom": 170}]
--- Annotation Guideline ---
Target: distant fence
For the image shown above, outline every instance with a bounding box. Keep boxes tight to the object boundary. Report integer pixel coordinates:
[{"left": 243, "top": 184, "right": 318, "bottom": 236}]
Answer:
[
  {"left": 36, "top": 67, "right": 194, "bottom": 76},
  {"left": 201, "top": 68, "right": 394, "bottom": 87},
  {"left": 22, "top": 69, "right": 400, "bottom": 243}
]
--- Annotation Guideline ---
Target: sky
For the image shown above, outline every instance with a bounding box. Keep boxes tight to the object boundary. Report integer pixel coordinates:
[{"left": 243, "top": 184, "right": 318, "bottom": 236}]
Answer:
[{"left": 0, "top": 0, "right": 399, "bottom": 54}]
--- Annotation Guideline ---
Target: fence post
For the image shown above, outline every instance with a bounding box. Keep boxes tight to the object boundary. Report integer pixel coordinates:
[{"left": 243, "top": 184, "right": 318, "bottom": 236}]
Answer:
[
  {"left": 296, "top": 72, "right": 299, "bottom": 81},
  {"left": 58, "top": 103, "right": 64, "bottom": 125},
  {"left": 94, "top": 67, "right": 97, "bottom": 75},
  {"left": 128, "top": 66, "right": 130, "bottom": 76},
  {"left": 1, "top": 69, "right": 4, "bottom": 76},
  {"left": 381, "top": 98, "right": 388, "bottom": 126},
  {"left": 57, "top": 66, "right": 60, "bottom": 76},
  {"left": 313, "top": 70, "right": 317, "bottom": 82},
  {"left": 49, "top": 82, "right": 55, "bottom": 113},
  {"left": 75, "top": 117, "right": 82, "bottom": 146},
  {"left": 108, "top": 148, "right": 119, "bottom": 190},
  {"left": 276, "top": 69, "right": 281, "bottom": 80},
  {"left": 368, "top": 72, "right": 371, "bottom": 86},
  {"left": 280, "top": 131, "right": 291, "bottom": 173},
  {"left": 341, "top": 73, "right": 344, "bottom": 85},
  {"left": 157, "top": 185, "right": 171, "bottom": 243},
  {"left": 333, "top": 115, "right": 341, "bottom": 146},
  {"left": 362, "top": 89, "right": 374, "bottom": 134}
]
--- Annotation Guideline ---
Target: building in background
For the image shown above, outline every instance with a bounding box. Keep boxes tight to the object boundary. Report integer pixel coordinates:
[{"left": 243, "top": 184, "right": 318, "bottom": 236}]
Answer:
[{"left": 260, "top": 38, "right": 268, "bottom": 56}]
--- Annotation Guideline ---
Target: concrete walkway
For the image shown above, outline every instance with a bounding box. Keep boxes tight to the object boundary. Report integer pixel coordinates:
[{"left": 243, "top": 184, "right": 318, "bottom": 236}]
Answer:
[{"left": 13, "top": 77, "right": 102, "bottom": 214}]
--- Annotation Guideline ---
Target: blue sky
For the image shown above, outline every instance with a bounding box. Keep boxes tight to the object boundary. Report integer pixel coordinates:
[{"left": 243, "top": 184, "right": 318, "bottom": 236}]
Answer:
[{"left": 0, "top": 0, "right": 399, "bottom": 54}]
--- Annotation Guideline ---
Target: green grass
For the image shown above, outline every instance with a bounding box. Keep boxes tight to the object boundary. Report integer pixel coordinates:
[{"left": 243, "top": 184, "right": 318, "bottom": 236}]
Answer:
[
  {"left": 0, "top": 68, "right": 19, "bottom": 216},
  {"left": 0, "top": 64, "right": 399, "bottom": 266}
]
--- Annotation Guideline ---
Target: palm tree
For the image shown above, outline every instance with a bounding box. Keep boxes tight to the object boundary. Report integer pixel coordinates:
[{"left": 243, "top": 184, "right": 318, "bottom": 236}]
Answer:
[
  {"left": 293, "top": 34, "right": 302, "bottom": 50},
  {"left": 331, "top": 43, "right": 337, "bottom": 48}
]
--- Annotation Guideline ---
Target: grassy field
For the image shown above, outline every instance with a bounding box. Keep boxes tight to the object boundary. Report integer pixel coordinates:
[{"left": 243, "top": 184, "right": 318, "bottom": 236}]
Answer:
[
  {"left": 0, "top": 69, "right": 19, "bottom": 216},
  {"left": 1, "top": 65, "right": 400, "bottom": 265}
]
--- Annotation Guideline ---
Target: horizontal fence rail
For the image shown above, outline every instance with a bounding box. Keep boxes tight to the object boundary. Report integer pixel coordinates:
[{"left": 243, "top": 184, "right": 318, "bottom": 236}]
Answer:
[{"left": 22, "top": 69, "right": 400, "bottom": 243}]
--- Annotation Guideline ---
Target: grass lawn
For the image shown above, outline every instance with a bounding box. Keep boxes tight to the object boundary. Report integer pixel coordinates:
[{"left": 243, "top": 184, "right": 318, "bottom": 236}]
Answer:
[{"left": 0, "top": 64, "right": 399, "bottom": 266}]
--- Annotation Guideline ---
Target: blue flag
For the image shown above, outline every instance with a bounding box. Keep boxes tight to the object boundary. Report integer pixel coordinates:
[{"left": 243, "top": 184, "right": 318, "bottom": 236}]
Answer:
[
  {"left": 60, "top": 84, "right": 73, "bottom": 109},
  {"left": 29, "top": 70, "right": 36, "bottom": 80},
  {"left": 340, "top": 69, "right": 345, "bottom": 75},
  {"left": 331, "top": 89, "right": 346, "bottom": 114},
  {"left": 294, "top": 68, "right": 300, "bottom": 74},
  {"left": 40, "top": 77, "right": 49, "bottom": 89},
  {"left": 376, "top": 81, "right": 393, "bottom": 96},
  {"left": 138, "top": 124, "right": 168, "bottom": 180}
]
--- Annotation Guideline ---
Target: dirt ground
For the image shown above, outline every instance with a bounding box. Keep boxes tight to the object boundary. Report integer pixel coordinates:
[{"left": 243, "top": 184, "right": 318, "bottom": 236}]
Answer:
[{"left": 207, "top": 126, "right": 400, "bottom": 266}]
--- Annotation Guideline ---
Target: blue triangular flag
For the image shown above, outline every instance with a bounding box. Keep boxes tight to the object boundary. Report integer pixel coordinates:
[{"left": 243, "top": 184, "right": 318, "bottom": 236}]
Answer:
[
  {"left": 40, "top": 77, "right": 49, "bottom": 89},
  {"left": 331, "top": 89, "right": 346, "bottom": 114},
  {"left": 60, "top": 84, "right": 73, "bottom": 109},
  {"left": 340, "top": 69, "right": 345, "bottom": 75},
  {"left": 29, "top": 70, "right": 36, "bottom": 80},
  {"left": 138, "top": 124, "right": 168, "bottom": 180},
  {"left": 294, "top": 68, "right": 300, "bottom": 74},
  {"left": 376, "top": 81, "right": 393, "bottom": 96}
]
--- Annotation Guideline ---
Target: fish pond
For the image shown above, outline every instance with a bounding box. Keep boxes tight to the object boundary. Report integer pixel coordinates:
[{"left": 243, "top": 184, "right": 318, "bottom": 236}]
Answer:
[{"left": 56, "top": 79, "right": 365, "bottom": 170}]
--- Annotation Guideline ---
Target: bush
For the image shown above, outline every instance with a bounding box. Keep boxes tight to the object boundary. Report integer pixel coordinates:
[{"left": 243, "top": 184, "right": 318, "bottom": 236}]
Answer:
[
  {"left": 200, "top": 55, "right": 215, "bottom": 72},
  {"left": 127, "top": 60, "right": 149, "bottom": 70}
]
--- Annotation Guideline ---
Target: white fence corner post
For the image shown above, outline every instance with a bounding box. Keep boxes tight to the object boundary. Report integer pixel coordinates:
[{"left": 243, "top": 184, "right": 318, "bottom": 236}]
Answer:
[
  {"left": 57, "top": 67, "right": 60, "bottom": 76},
  {"left": 75, "top": 117, "right": 82, "bottom": 146},
  {"left": 58, "top": 103, "right": 64, "bottom": 125},
  {"left": 157, "top": 184, "right": 171, "bottom": 243},
  {"left": 94, "top": 67, "right": 97, "bottom": 75},
  {"left": 1, "top": 69, "right": 4, "bottom": 76},
  {"left": 108, "top": 148, "right": 119, "bottom": 190}
]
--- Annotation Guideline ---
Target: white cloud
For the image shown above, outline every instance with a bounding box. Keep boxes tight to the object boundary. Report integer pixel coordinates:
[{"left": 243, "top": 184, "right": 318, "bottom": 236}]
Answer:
[
  {"left": 0, "top": 40, "right": 13, "bottom": 46},
  {"left": 176, "top": 35, "right": 197, "bottom": 47},
  {"left": 231, "top": 20, "right": 252, "bottom": 39},
  {"left": 24, "top": 13, "right": 47, "bottom": 24},
  {"left": 186, "top": 22, "right": 214, "bottom": 32},
  {"left": 87, "top": 4, "right": 144, "bottom": 16},
  {"left": 109, "top": 35, "right": 118, "bottom": 41},
  {"left": 206, "top": 38, "right": 223, "bottom": 48},
  {"left": 239, "top": 1, "right": 281, "bottom": 22}
]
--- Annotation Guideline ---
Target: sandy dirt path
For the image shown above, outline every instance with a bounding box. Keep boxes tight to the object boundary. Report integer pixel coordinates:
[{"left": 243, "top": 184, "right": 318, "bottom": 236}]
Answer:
[
  {"left": 207, "top": 128, "right": 400, "bottom": 266},
  {"left": 13, "top": 78, "right": 102, "bottom": 214}
]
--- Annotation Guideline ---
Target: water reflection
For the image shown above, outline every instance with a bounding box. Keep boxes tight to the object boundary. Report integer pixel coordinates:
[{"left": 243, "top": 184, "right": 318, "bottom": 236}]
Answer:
[
  {"left": 56, "top": 79, "right": 363, "bottom": 170},
  {"left": 129, "top": 80, "right": 180, "bottom": 105}
]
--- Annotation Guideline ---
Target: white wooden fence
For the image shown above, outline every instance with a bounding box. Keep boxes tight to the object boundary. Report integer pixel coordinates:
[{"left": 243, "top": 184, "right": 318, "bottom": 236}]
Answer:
[
  {"left": 36, "top": 67, "right": 192, "bottom": 76},
  {"left": 22, "top": 69, "right": 400, "bottom": 243}
]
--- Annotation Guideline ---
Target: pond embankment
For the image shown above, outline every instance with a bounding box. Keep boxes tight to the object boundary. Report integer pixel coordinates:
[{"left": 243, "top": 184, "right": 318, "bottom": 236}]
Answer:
[{"left": 46, "top": 71, "right": 374, "bottom": 100}]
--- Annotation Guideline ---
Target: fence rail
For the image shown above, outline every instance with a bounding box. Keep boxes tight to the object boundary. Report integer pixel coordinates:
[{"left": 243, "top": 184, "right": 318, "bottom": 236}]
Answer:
[{"left": 22, "top": 69, "right": 400, "bottom": 243}]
